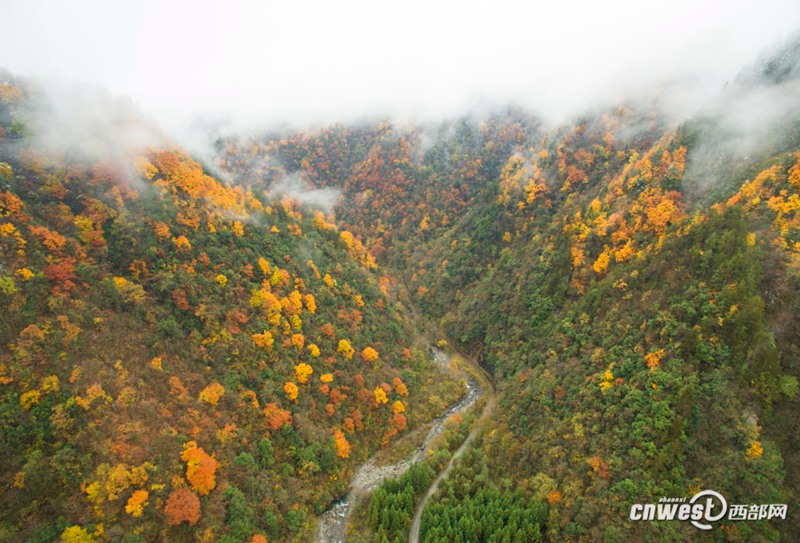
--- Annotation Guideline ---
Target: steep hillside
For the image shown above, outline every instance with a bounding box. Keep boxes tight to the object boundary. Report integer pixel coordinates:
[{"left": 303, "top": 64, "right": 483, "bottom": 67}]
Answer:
[
  {"left": 0, "top": 77, "right": 461, "bottom": 542},
  {"left": 216, "top": 39, "right": 800, "bottom": 542},
  {"left": 3, "top": 35, "right": 800, "bottom": 543}
]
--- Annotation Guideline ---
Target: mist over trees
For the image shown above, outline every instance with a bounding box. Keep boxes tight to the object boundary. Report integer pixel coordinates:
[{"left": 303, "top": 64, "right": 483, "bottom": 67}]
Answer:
[{"left": 1, "top": 27, "right": 800, "bottom": 543}]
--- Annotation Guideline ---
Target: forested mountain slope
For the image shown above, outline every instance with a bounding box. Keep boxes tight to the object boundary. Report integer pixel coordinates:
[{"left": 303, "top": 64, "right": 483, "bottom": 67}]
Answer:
[
  {"left": 216, "top": 37, "right": 800, "bottom": 542},
  {"left": 0, "top": 76, "right": 461, "bottom": 542},
  {"left": 2, "top": 35, "right": 800, "bottom": 543}
]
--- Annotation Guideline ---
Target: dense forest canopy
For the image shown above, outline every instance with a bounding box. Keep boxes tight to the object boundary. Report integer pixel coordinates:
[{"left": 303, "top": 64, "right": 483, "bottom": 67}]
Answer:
[{"left": 2, "top": 34, "right": 800, "bottom": 543}]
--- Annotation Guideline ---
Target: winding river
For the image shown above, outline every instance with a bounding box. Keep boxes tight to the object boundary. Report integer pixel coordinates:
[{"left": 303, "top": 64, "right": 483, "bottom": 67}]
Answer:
[{"left": 317, "top": 348, "right": 493, "bottom": 543}]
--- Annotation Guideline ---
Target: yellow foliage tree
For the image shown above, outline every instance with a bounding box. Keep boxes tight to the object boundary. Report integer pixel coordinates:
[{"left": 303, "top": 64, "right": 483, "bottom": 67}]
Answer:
[
  {"left": 258, "top": 257, "right": 272, "bottom": 276},
  {"left": 295, "top": 363, "right": 313, "bottom": 384},
  {"left": 571, "top": 246, "right": 585, "bottom": 269},
  {"left": 172, "top": 235, "right": 191, "bottom": 253},
  {"left": 284, "top": 382, "right": 299, "bottom": 402},
  {"left": 75, "top": 384, "right": 112, "bottom": 410},
  {"left": 592, "top": 247, "right": 611, "bottom": 275},
  {"left": 16, "top": 268, "right": 35, "bottom": 281},
  {"left": 198, "top": 382, "right": 225, "bottom": 407},
  {"left": 61, "top": 526, "right": 95, "bottom": 543},
  {"left": 20, "top": 390, "right": 41, "bottom": 410},
  {"left": 338, "top": 339, "right": 355, "bottom": 360},
  {"left": 746, "top": 440, "right": 764, "bottom": 460},
  {"left": 287, "top": 290, "right": 304, "bottom": 313},
  {"left": 290, "top": 314, "right": 303, "bottom": 330},
  {"left": 374, "top": 387, "right": 388, "bottom": 405}
]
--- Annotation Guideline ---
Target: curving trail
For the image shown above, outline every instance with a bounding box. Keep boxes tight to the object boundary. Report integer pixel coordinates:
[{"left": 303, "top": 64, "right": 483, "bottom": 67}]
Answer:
[
  {"left": 407, "top": 352, "right": 495, "bottom": 543},
  {"left": 317, "top": 348, "right": 489, "bottom": 543}
]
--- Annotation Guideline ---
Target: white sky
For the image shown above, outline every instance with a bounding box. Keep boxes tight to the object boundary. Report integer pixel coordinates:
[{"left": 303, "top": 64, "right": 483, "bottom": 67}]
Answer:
[{"left": 1, "top": 0, "right": 799, "bottom": 129}]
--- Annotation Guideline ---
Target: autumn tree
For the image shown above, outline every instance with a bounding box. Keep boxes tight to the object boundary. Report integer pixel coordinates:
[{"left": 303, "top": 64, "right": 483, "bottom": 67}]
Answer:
[
  {"left": 263, "top": 403, "right": 292, "bottom": 430},
  {"left": 60, "top": 526, "right": 95, "bottom": 543},
  {"left": 198, "top": 382, "right": 225, "bottom": 406},
  {"left": 252, "top": 331, "right": 275, "bottom": 350},
  {"left": 164, "top": 487, "right": 201, "bottom": 526},
  {"left": 181, "top": 441, "right": 219, "bottom": 495},
  {"left": 374, "top": 387, "right": 388, "bottom": 405},
  {"left": 337, "top": 339, "right": 355, "bottom": 360},
  {"left": 334, "top": 429, "right": 351, "bottom": 459},
  {"left": 392, "top": 377, "right": 409, "bottom": 397},
  {"left": 295, "top": 363, "right": 313, "bottom": 383},
  {"left": 284, "top": 381, "right": 299, "bottom": 402},
  {"left": 125, "top": 490, "right": 149, "bottom": 518},
  {"left": 362, "top": 346, "right": 379, "bottom": 363}
]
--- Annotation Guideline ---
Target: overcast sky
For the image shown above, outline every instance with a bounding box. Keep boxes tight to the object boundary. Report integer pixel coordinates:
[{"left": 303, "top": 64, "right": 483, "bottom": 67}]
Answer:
[{"left": 2, "top": 0, "right": 799, "bottom": 130}]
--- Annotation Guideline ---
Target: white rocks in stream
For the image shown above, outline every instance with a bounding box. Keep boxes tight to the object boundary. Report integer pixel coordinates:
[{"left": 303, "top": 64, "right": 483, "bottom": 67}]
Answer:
[{"left": 316, "top": 350, "right": 483, "bottom": 543}]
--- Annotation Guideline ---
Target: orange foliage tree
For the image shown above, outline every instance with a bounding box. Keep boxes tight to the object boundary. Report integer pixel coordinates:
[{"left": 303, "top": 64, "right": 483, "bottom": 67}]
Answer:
[
  {"left": 321, "top": 322, "right": 335, "bottom": 337},
  {"left": 362, "top": 347, "right": 379, "bottom": 363},
  {"left": 180, "top": 441, "right": 219, "bottom": 495},
  {"left": 392, "top": 377, "right": 409, "bottom": 397},
  {"left": 164, "top": 487, "right": 201, "bottom": 526},
  {"left": 252, "top": 331, "right": 275, "bottom": 350},
  {"left": 125, "top": 490, "right": 149, "bottom": 517},
  {"left": 263, "top": 403, "right": 292, "bottom": 430},
  {"left": 334, "top": 429, "right": 351, "bottom": 458}
]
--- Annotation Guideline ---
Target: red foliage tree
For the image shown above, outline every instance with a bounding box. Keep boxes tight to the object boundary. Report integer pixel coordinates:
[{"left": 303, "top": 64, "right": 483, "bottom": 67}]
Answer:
[
  {"left": 43, "top": 257, "right": 77, "bottom": 291},
  {"left": 164, "top": 487, "right": 201, "bottom": 526}
]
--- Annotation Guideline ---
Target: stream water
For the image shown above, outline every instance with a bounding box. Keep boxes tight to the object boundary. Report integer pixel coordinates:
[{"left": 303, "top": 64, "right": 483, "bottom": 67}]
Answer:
[{"left": 316, "top": 349, "right": 482, "bottom": 543}]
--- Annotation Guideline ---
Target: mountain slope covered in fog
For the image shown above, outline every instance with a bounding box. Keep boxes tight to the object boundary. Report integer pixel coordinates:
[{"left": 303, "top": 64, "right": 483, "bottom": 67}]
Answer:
[
  {"left": 217, "top": 37, "right": 800, "bottom": 542},
  {"left": 2, "top": 34, "right": 800, "bottom": 543},
  {"left": 0, "top": 75, "right": 462, "bottom": 542}
]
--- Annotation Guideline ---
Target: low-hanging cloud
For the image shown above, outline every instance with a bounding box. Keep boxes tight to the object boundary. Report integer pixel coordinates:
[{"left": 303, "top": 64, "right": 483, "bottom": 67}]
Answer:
[
  {"left": 268, "top": 173, "right": 342, "bottom": 212},
  {"left": 682, "top": 35, "right": 800, "bottom": 193},
  {"left": 11, "top": 76, "right": 168, "bottom": 186},
  {"left": 2, "top": 0, "right": 800, "bottom": 134}
]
